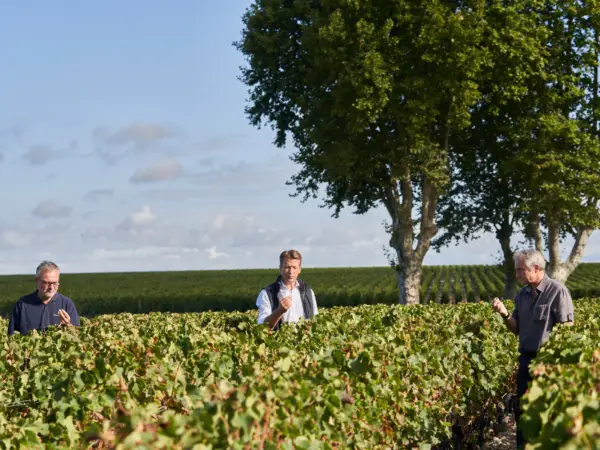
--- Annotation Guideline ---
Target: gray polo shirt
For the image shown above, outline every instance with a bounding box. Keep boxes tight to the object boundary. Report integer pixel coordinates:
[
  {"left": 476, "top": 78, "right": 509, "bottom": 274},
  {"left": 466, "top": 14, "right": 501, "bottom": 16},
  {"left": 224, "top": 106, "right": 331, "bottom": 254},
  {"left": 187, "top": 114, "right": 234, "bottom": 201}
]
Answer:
[{"left": 511, "top": 274, "right": 574, "bottom": 353}]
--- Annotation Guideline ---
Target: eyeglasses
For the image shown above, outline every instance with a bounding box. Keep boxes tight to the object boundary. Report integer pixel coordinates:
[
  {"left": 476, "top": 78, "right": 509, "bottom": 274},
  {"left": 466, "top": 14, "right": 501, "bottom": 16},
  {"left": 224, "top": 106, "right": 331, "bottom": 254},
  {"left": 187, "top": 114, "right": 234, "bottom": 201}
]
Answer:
[{"left": 39, "top": 282, "right": 59, "bottom": 287}]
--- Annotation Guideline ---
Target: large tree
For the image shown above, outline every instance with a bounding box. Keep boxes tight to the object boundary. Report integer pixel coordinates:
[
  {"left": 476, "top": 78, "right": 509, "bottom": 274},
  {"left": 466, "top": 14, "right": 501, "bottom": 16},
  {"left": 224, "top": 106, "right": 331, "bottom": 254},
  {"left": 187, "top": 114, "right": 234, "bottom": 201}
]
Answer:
[
  {"left": 434, "top": 95, "right": 532, "bottom": 300},
  {"left": 435, "top": 0, "right": 600, "bottom": 290},
  {"left": 522, "top": 0, "right": 600, "bottom": 283},
  {"left": 236, "top": 0, "right": 546, "bottom": 303}
]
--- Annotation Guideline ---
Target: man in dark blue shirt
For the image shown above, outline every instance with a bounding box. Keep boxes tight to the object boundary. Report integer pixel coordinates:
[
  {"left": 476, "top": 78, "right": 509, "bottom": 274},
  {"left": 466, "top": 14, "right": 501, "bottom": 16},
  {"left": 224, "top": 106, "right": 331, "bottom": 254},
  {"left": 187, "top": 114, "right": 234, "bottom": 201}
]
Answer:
[{"left": 8, "top": 261, "right": 80, "bottom": 335}]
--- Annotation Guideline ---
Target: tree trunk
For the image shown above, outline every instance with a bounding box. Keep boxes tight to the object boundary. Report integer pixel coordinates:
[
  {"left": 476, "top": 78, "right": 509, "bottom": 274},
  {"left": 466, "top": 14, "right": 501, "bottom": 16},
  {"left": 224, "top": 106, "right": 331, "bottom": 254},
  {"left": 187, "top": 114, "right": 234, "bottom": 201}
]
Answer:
[
  {"left": 593, "top": 25, "right": 598, "bottom": 137},
  {"left": 385, "top": 174, "right": 438, "bottom": 305},
  {"left": 395, "top": 259, "right": 422, "bottom": 305},
  {"left": 525, "top": 213, "right": 543, "bottom": 252},
  {"left": 497, "top": 226, "right": 517, "bottom": 300},
  {"left": 546, "top": 222, "right": 594, "bottom": 284}
]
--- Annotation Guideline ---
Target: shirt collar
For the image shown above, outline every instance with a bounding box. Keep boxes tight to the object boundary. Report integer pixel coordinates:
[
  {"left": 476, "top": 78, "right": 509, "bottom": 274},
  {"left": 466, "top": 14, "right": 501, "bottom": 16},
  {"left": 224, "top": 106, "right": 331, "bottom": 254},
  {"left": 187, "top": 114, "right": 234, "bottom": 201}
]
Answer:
[
  {"left": 279, "top": 279, "right": 299, "bottom": 289},
  {"left": 525, "top": 274, "right": 548, "bottom": 293},
  {"left": 35, "top": 290, "right": 58, "bottom": 304}
]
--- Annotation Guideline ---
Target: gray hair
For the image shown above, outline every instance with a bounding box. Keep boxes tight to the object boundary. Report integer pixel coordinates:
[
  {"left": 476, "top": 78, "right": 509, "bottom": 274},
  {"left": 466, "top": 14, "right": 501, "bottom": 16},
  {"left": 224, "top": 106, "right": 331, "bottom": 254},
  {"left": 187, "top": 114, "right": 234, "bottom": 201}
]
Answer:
[
  {"left": 35, "top": 261, "right": 60, "bottom": 277},
  {"left": 514, "top": 249, "right": 546, "bottom": 270}
]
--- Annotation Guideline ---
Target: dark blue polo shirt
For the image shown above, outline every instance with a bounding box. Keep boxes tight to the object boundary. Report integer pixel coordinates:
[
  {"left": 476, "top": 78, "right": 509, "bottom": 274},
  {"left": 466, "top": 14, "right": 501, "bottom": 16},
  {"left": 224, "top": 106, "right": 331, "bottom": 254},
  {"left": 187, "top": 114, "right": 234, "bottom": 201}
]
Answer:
[{"left": 7, "top": 291, "right": 81, "bottom": 335}]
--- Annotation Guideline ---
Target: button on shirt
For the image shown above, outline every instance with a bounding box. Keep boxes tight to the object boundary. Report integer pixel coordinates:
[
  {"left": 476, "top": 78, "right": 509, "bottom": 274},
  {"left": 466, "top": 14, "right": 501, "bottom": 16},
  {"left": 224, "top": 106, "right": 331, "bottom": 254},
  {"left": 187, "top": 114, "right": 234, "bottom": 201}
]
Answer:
[
  {"left": 511, "top": 274, "right": 574, "bottom": 353},
  {"left": 8, "top": 291, "right": 81, "bottom": 335},
  {"left": 256, "top": 280, "right": 318, "bottom": 325}
]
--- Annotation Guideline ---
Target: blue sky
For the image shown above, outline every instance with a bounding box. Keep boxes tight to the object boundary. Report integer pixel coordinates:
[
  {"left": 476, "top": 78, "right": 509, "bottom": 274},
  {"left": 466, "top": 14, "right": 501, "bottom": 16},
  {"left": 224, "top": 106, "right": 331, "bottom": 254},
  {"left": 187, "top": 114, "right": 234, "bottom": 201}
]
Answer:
[{"left": 0, "top": 1, "right": 598, "bottom": 275}]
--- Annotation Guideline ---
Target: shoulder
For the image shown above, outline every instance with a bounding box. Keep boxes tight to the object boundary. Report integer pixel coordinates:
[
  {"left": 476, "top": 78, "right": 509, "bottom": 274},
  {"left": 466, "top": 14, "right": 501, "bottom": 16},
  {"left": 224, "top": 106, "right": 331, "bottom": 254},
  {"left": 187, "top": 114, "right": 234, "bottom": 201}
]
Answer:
[
  {"left": 544, "top": 275, "right": 561, "bottom": 287},
  {"left": 15, "top": 291, "right": 37, "bottom": 306},
  {"left": 298, "top": 279, "right": 311, "bottom": 289},
  {"left": 55, "top": 293, "right": 76, "bottom": 306},
  {"left": 261, "top": 282, "right": 277, "bottom": 293},
  {"left": 257, "top": 286, "right": 273, "bottom": 300},
  {"left": 545, "top": 277, "right": 571, "bottom": 295},
  {"left": 298, "top": 280, "right": 316, "bottom": 296},
  {"left": 515, "top": 285, "right": 528, "bottom": 299}
]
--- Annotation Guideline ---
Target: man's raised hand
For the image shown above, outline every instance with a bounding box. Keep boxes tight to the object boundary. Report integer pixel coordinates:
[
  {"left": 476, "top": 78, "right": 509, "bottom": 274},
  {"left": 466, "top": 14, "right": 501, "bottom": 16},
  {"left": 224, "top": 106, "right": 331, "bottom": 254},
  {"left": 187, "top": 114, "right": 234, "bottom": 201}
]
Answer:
[
  {"left": 58, "top": 309, "right": 71, "bottom": 326},
  {"left": 491, "top": 297, "right": 508, "bottom": 316},
  {"left": 279, "top": 296, "right": 292, "bottom": 312}
]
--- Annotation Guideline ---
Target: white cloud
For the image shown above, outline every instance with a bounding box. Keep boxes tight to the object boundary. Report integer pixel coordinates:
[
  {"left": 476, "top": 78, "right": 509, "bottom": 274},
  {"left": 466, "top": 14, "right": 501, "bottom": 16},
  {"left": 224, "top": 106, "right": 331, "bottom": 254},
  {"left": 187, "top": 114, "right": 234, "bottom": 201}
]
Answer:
[
  {"left": 132, "top": 188, "right": 210, "bottom": 202},
  {"left": 211, "top": 214, "right": 227, "bottom": 231},
  {"left": 23, "top": 144, "right": 58, "bottom": 166},
  {"left": 131, "top": 206, "right": 157, "bottom": 226},
  {"left": 82, "top": 224, "right": 113, "bottom": 240},
  {"left": 352, "top": 237, "right": 384, "bottom": 251},
  {"left": 192, "top": 134, "right": 247, "bottom": 152},
  {"left": 130, "top": 159, "right": 182, "bottom": 183},
  {"left": 205, "top": 245, "right": 229, "bottom": 260},
  {"left": 89, "top": 246, "right": 194, "bottom": 261},
  {"left": 188, "top": 157, "right": 295, "bottom": 198},
  {"left": 32, "top": 201, "right": 72, "bottom": 219},
  {"left": 93, "top": 122, "right": 179, "bottom": 164},
  {"left": 1, "top": 208, "right": 599, "bottom": 275},
  {"left": 204, "top": 214, "right": 280, "bottom": 248},
  {"left": 83, "top": 189, "right": 114, "bottom": 200},
  {"left": 0, "top": 124, "right": 25, "bottom": 141},
  {"left": 0, "top": 229, "right": 33, "bottom": 248},
  {"left": 107, "top": 123, "right": 175, "bottom": 147},
  {"left": 117, "top": 206, "right": 158, "bottom": 231}
]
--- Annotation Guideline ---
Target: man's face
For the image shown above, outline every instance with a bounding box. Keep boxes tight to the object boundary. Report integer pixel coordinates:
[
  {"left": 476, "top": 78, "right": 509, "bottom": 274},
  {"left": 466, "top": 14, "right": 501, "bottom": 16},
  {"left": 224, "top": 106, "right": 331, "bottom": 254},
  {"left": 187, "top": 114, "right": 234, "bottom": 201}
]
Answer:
[
  {"left": 35, "top": 269, "right": 60, "bottom": 301},
  {"left": 280, "top": 257, "right": 301, "bottom": 285},
  {"left": 515, "top": 256, "right": 539, "bottom": 285}
]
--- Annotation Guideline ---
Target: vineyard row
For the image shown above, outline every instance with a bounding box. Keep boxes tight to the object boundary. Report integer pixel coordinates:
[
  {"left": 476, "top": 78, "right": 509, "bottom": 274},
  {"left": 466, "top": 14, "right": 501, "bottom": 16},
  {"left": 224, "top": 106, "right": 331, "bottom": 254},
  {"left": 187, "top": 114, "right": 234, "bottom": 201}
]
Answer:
[{"left": 1, "top": 264, "right": 599, "bottom": 316}]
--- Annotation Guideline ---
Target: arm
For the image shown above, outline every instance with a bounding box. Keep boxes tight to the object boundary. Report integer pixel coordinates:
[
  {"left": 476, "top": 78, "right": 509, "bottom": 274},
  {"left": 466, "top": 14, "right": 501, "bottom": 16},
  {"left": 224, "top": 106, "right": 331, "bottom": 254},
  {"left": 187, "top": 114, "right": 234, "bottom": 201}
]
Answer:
[
  {"left": 310, "top": 289, "right": 318, "bottom": 316},
  {"left": 66, "top": 300, "right": 81, "bottom": 326},
  {"left": 504, "top": 314, "right": 518, "bottom": 335},
  {"left": 492, "top": 297, "right": 518, "bottom": 335},
  {"left": 7, "top": 301, "right": 21, "bottom": 336},
  {"left": 256, "top": 289, "right": 291, "bottom": 330},
  {"left": 553, "top": 286, "right": 575, "bottom": 326},
  {"left": 263, "top": 305, "right": 289, "bottom": 330}
]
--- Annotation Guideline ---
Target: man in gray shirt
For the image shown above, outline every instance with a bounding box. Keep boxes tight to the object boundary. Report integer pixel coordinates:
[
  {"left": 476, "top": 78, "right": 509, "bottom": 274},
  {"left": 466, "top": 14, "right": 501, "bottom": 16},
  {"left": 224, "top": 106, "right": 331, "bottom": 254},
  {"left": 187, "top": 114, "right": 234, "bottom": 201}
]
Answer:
[{"left": 492, "top": 248, "right": 574, "bottom": 449}]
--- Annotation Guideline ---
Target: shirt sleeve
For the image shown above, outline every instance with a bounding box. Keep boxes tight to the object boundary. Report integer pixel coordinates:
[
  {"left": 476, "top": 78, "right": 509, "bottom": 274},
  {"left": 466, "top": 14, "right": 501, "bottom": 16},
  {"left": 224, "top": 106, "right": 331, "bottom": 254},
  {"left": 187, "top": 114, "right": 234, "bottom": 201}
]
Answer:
[
  {"left": 8, "top": 301, "right": 21, "bottom": 335},
  {"left": 552, "top": 286, "right": 574, "bottom": 323},
  {"left": 510, "top": 297, "right": 519, "bottom": 332},
  {"left": 256, "top": 289, "right": 272, "bottom": 325},
  {"left": 310, "top": 289, "right": 318, "bottom": 316},
  {"left": 66, "top": 299, "right": 81, "bottom": 326}
]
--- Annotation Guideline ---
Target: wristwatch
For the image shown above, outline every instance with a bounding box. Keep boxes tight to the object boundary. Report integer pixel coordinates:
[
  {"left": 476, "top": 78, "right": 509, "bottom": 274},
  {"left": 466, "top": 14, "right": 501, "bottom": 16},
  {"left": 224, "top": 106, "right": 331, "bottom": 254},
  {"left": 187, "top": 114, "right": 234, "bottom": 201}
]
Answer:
[{"left": 501, "top": 311, "right": 510, "bottom": 320}]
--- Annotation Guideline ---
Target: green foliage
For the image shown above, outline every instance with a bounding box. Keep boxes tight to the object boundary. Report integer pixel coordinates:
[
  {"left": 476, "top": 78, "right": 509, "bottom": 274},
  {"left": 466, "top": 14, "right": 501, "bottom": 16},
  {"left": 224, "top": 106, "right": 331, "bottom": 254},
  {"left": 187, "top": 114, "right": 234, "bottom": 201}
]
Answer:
[
  {"left": 521, "top": 298, "right": 600, "bottom": 448},
  {"left": 236, "top": 0, "right": 496, "bottom": 207},
  {"left": 235, "top": 0, "right": 552, "bottom": 304},
  {"left": 434, "top": 0, "right": 600, "bottom": 294},
  {"left": 0, "top": 302, "right": 524, "bottom": 448}
]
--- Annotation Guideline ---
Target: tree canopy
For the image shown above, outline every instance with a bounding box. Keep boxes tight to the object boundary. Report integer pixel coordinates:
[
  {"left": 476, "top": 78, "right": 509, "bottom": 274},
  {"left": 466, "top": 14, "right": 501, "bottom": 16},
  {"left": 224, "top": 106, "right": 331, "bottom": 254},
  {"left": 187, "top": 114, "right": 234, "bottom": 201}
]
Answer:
[{"left": 237, "top": 0, "right": 558, "bottom": 303}]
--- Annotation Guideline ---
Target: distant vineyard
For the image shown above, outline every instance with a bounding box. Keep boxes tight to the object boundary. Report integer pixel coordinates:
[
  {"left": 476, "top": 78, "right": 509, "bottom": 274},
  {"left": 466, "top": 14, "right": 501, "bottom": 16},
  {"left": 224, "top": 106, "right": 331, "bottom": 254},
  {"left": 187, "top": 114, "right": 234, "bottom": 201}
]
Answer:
[
  {"left": 419, "top": 264, "right": 600, "bottom": 303},
  {"left": 1, "top": 263, "right": 599, "bottom": 316}
]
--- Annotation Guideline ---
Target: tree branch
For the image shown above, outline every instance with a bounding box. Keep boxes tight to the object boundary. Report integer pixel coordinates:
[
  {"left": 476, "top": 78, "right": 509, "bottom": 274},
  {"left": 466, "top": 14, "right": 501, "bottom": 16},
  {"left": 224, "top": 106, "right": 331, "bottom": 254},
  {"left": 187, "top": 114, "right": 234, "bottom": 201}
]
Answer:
[
  {"left": 547, "top": 219, "right": 561, "bottom": 271},
  {"left": 564, "top": 227, "right": 594, "bottom": 272}
]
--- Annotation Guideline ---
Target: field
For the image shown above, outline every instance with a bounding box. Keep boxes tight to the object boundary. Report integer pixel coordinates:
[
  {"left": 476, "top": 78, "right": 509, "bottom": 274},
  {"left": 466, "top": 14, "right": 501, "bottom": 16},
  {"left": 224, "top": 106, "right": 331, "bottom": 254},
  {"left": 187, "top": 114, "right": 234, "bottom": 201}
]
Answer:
[
  {"left": 0, "top": 298, "right": 597, "bottom": 449},
  {"left": 2, "top": 264, "right": 600, "bottom": 317},
  {"left": 1, "top": 266, "right": 598, "bottom": 448}
]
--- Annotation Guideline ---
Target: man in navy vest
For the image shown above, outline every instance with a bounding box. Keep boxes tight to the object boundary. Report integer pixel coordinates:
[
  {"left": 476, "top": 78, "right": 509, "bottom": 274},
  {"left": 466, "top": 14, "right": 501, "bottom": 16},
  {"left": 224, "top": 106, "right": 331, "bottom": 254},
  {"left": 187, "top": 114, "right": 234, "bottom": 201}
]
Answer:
[
  {"left": 8, "top": 261, "right": 81, "bottom": 335},
  {"left": 256, "top": 249, "right": 318, "bottom": 329}
]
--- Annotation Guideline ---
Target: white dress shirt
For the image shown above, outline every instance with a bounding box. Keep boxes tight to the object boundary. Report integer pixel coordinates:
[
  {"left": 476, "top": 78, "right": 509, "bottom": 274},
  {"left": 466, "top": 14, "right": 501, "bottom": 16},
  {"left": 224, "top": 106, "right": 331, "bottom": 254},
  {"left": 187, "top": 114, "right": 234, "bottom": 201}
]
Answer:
[{"left": 256, "top": 280, "right": 318, "bottom": 324}]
